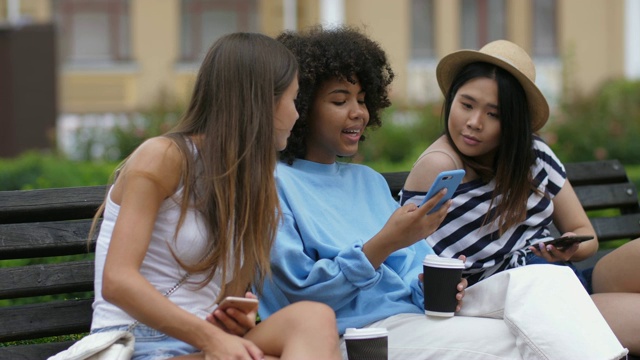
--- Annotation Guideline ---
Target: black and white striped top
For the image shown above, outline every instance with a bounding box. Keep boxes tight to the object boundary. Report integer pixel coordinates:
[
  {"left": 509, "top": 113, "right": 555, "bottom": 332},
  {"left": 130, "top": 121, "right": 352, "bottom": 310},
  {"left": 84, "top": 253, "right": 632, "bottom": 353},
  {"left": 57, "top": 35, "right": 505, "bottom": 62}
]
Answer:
[{"left": 400, "top": 138, "right": 566, "bottom": 285}]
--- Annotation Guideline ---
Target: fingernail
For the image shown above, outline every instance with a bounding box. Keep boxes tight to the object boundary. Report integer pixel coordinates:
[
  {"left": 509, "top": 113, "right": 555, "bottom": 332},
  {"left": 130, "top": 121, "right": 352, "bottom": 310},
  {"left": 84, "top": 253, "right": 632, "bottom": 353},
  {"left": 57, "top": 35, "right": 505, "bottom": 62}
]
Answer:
[{"left": 546, "top": 245, "right": 552, "bottom": 252}]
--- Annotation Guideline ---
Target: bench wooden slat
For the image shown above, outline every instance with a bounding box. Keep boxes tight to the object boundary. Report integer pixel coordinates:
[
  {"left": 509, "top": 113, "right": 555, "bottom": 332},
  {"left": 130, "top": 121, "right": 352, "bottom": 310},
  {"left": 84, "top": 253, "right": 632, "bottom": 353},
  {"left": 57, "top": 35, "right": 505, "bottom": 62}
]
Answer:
[
  {"left": 575, "top": 183, "right": 640, "bottom": 211},
  {"left": 0, "top": 261, "right": 94, "bottom": 299},
  {"left": 564, "top": 159, "right": 628, "bottom": 185},
  {"left": 0, "top": 186, "right": 107, "bottom": 224},
  {"left": 0, "top": 299, "right": 92, "bottom": 342},
  {"left": 0, "top": 220, "right": 98, "bottom": 260},
  {"left": 382, "top": 171, "right": 411, "bottom": 199},
  {"left": 591, "top": 213, "right": 640, "bottom": 242},
  {"left": 0, "top": 341, "right": 76, "bottom": 360}
]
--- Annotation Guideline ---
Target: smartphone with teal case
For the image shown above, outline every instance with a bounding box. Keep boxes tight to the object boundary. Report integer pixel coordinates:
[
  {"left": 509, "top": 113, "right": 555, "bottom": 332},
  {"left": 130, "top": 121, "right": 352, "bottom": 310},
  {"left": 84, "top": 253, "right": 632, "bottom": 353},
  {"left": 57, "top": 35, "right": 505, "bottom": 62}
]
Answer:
[{"left": 420, "top": 169, "right": 465, "bottom": 214}]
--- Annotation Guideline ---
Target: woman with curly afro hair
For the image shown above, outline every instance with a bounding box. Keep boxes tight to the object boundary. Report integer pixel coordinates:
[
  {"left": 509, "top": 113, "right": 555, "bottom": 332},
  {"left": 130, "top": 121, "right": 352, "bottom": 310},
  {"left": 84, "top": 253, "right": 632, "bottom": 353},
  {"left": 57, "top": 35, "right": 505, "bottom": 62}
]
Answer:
[
  {"left": 277, "top": 25, "right": 393, "bottom": 165},
  {"left": 256, "top": 26, "right": 625, "bottom": 360}
]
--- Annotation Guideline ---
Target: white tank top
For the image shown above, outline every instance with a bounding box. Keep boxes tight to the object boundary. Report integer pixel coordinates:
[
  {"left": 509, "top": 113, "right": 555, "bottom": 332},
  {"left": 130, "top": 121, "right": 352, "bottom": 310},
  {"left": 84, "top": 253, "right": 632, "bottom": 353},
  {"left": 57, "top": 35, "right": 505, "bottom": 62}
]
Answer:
[{"left": 91, "top": 172, "right": 224, "bottom": 330}]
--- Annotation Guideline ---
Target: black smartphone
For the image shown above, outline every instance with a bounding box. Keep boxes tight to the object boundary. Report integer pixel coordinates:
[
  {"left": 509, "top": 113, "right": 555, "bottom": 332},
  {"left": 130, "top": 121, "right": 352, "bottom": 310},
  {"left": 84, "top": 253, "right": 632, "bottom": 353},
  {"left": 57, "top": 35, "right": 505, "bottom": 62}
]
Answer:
[
  {"left": 542, "top": 235, "right": 594, "bottom": 249},
  {"left": 419, "top": 169, "right": 465, "bottom": 214}
]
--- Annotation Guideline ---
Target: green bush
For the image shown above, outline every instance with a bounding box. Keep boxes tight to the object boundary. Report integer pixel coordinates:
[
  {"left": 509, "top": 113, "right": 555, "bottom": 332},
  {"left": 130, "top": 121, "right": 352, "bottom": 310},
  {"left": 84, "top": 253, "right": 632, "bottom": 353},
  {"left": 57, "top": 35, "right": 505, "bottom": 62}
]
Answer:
[
  {"left": 0, "top": 151, "right": 116, "bottom": 190},
  {"left": 358, "top": 103, "right": 444, "bottom": 171},
  {"left": 547, "top": 79, "right": 640, "bottom": 164}
]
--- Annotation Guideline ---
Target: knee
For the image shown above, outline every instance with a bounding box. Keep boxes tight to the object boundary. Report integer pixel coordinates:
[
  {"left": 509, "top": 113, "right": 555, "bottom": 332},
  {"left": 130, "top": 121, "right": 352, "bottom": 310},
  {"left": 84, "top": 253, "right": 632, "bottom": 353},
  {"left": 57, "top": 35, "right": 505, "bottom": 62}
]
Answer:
[{"left": 287, "top": 301, "right": 338, "bottom": 332}]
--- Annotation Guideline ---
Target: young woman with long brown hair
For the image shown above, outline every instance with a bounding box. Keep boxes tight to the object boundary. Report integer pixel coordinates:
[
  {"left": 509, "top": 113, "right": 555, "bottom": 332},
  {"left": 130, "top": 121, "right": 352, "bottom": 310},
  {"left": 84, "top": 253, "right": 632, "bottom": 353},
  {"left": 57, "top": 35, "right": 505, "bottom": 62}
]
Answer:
[{"left": 87, "top": 32, "right": 340, "bottom": 360}]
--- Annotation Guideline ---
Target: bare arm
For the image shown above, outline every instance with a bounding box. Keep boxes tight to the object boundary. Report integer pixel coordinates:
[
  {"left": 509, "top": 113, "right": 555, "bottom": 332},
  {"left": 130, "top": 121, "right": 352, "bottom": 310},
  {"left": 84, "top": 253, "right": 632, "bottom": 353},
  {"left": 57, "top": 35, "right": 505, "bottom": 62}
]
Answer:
[
  {"left": 546, "top": 180, "right": 598, "bottom": 262},
  {"left": 404, "top": 137, "right": 463, "bottom": 193},
  {"left": 102, "top": 137, "right": 263, "bottom": 359}
]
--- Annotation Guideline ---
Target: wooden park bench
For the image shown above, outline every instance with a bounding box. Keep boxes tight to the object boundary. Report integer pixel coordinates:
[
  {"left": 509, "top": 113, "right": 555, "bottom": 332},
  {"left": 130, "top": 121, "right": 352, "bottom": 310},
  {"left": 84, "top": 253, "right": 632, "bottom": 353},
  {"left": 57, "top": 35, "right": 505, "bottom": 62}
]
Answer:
[{"left": 1, "top": 159, "right": 639, "bottom": 359}]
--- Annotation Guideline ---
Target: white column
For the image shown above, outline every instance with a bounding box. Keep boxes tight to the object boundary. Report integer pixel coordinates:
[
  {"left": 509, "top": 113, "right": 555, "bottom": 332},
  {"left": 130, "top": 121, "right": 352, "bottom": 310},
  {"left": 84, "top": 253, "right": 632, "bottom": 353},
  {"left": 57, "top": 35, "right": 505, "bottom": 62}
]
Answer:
[
  {"left": 625, "top": 0, "right": 640, "bottom": 79},
  {"left": 283, "top": 0, "right": 297, "bottom": 31},
  {"left": 320, "top": 0, "right": 345, "bottom": 29},
  {"left": 7, "top": 0, "right": 21, "bottom": 23}
]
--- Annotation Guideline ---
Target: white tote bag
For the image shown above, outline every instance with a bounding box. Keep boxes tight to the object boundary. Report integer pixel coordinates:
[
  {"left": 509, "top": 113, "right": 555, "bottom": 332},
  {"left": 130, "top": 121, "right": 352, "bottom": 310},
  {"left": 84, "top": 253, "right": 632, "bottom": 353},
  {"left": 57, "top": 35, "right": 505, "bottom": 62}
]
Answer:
[
  {"left": 48, "top": 273, "right": 190, "bottom": 360},
  {"left": 47, "top": 330, "right": 134, "bottom": 360}
]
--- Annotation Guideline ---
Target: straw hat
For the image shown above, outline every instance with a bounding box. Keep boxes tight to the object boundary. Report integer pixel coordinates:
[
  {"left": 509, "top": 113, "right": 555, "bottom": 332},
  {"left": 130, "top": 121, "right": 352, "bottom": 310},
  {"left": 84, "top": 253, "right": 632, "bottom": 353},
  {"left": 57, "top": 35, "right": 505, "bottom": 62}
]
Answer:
[{"left": 436, "top": 40, "right": 549, "bottom": 132}]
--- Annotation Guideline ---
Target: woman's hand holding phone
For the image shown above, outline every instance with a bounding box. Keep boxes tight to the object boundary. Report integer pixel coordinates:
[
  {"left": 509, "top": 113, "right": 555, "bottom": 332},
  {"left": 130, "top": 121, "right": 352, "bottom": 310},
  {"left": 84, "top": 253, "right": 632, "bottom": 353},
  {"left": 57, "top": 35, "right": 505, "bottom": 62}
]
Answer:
[
  {"left": 363, "top": 189, "right": 451, "bottom": 269},
  {"left": 529, "top": 234, "right": 594, "bottom": 263},
  {"left": 206, "top": 292, "right": 259, "bottom": 336}
]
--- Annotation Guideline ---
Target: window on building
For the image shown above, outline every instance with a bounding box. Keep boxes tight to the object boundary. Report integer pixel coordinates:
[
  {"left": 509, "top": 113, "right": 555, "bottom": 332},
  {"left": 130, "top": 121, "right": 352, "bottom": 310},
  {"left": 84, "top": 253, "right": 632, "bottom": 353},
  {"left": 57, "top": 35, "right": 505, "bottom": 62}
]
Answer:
[
  {"left": 460, "top": 0, "right": 505, "bottom": 49},
  {"left": 532, "top": 0, "right": 557, "bottom": 58},
  {"left": 53, "top": 0, "right": 131, "bottom": 64},
  {"left": 411, "top": 0, "right": 435, "bottom": 60},
  {"left": 180, "top": 0, "right": 258, "bottom": 63}
]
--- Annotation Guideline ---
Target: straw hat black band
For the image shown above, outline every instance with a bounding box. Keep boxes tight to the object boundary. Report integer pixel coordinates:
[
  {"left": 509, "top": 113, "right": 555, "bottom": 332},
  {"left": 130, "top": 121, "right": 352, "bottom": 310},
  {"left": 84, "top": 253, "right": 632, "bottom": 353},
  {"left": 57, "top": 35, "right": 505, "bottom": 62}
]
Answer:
[{"left": 436, "top": 40, "right": 550, "bottom": 132}]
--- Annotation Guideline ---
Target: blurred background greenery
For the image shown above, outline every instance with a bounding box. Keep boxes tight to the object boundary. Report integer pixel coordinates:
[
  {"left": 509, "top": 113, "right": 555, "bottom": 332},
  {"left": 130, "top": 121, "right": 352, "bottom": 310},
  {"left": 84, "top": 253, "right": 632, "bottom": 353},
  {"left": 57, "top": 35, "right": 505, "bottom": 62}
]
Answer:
[{"left": 1, "top": 77, "right": 639, "bottom": 191}]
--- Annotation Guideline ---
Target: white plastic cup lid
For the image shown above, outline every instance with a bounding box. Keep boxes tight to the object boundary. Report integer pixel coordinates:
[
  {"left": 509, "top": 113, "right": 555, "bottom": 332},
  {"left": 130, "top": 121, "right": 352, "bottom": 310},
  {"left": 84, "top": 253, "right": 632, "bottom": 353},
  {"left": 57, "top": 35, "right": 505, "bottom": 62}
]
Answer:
[
  {"left": 343, "top": 327, "right": 388, "bottom": 340},
  {"left": 422, "top": 254, "right": 465, "bottom": 269}
]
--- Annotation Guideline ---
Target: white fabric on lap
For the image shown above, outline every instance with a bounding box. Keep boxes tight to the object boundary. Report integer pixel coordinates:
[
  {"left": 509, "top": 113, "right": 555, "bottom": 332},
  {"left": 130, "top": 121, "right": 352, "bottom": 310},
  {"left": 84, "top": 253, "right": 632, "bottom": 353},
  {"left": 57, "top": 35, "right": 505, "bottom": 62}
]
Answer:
[
  {"left": 338, "top": 264, "right": 627, "bottom": 360},
  {"left": 353, "top": 313, "right": 520, "bottom": 360},
  {"left": 459, "top": 264, "right": 627, "bottom": 360}
]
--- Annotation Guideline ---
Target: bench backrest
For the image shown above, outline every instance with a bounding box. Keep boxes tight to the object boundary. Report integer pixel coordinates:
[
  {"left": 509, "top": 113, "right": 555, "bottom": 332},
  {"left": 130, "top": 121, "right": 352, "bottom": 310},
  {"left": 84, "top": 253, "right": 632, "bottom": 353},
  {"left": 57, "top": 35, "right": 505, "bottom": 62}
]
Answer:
[
  {"left": 0, "top": 186, "right": 106, "bottom": 358},
  {"left": 1, "top": 159, "right": 639, "bottom": 358}
]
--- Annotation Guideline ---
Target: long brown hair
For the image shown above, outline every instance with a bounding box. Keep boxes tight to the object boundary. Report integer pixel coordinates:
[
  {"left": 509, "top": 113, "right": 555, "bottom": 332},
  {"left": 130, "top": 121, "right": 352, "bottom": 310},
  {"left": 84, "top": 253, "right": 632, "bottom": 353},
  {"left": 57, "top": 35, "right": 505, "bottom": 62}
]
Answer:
[{"left": 91, "top": 32, "right": 298, "bottom": 301}]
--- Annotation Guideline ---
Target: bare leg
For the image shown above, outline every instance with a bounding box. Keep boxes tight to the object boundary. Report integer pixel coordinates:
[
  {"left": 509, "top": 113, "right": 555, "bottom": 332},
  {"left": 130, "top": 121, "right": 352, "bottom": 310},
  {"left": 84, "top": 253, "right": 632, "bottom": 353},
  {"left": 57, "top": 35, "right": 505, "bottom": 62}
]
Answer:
[
  {"left": 173, "top": 355, "right": 278, "bottom": 360},
  {"left": 591, "top": 238, "right": 640, "bottom": 355},
  {"left": 245, "top": 301, "right": 341, "bottom": 360},
  {"left": 593, "top": 238, "right": 640, "bottom": 293},
  {"left": 172, "top": 354, "right": 278, "bottom": 359},
  {"left": 591, "top": 293, "right": 640, "bottom": 355}
]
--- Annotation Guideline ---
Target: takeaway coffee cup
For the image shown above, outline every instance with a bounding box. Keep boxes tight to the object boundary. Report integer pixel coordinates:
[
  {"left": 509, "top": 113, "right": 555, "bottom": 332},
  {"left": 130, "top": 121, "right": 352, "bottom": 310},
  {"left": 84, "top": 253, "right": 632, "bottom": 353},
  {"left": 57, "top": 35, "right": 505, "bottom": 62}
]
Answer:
[
  {"left": 422, "top": 254, "right": 465, "bottom": 317},
  {"left": 344, "top": 327, "right": 388, "bottom": 360}
]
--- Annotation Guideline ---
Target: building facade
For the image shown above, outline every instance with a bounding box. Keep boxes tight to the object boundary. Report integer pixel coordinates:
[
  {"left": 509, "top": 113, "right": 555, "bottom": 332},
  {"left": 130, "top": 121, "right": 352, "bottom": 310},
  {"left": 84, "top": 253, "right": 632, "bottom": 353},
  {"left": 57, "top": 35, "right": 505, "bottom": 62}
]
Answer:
[{"left": 1, "top": 0, "right": 638, "bottom": 115}]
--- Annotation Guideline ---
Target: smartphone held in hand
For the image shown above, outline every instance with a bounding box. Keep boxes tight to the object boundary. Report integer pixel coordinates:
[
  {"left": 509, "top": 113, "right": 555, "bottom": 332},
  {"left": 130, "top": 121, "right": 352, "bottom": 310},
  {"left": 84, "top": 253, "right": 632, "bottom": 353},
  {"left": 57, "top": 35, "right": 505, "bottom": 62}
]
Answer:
[
  {"left": 420, "top": 169, "right": 465, "bottom": 214},
  {"left": 542, "top": 235, "right": 594, "bottom": 249},
  {"left": 217, "top": 296, "right": 259, "bottom": 314}
]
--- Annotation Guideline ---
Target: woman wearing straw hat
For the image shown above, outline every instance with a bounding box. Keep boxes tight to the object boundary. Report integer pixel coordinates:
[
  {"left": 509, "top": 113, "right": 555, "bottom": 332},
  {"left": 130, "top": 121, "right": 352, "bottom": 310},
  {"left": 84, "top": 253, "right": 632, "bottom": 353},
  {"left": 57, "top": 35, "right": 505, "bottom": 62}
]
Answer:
[{"left": 401, "top": 39, "right": 640, "bottom": 355}]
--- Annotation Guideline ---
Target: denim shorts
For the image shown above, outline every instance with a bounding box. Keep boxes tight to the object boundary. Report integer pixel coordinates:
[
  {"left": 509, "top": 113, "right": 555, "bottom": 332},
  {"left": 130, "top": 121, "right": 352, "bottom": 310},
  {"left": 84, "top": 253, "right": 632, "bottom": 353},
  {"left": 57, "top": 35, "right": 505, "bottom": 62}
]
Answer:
[
  {"left": 91, "top": 324, "right": 199, "bottom": 360},
  {"left": 525, "top": 253, "right": 594, "bottom": 294}
]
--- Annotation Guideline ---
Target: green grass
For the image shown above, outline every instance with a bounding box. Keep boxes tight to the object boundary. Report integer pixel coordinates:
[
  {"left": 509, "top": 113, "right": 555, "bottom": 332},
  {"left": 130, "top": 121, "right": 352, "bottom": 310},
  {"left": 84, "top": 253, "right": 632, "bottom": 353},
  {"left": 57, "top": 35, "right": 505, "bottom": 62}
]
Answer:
[{"left": 0, "top": 334, "right": 85, "bottom": 348}]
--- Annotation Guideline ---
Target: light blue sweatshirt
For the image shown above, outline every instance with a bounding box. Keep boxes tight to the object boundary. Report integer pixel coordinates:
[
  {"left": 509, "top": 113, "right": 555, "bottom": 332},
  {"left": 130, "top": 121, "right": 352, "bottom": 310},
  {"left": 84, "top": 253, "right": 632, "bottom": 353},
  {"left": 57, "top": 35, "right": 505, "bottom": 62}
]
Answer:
[{"left": 259, "top": 160, "right": 434, "bottom": 334}]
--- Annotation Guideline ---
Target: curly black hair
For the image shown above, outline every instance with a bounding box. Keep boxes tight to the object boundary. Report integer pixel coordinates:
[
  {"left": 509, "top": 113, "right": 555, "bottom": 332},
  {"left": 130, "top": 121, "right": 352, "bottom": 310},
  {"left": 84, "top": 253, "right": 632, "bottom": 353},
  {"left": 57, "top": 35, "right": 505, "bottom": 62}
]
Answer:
[{"left": 276, "top": 25, "right": 395, "bottom": 164}]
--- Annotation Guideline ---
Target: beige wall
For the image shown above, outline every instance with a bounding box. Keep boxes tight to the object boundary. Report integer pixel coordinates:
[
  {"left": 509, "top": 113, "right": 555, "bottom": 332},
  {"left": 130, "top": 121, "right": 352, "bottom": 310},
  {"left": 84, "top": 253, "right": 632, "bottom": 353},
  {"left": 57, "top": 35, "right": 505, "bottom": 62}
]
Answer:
[
  {"left": 62, "top": 73, "right": 137, "bottom": 113},
  {"left": 506, "top": 0, "right": 532, "bottom": 51},
  {"left": 558, "top": 0, "right": 625, "bottom": 98},
  {"left": 131, "top": 0, "right": 179, "bottom": 109},
  {"left": 344, "top": 0, "right": 410, "bottom": 101},
  {"left": 261, "top": 0, "right": 285, "bottom": 37},
  {"left": 297, "top": 0, "right": 321, "bottom": 29},
  {"left": 434, "top": 0, "right": 460, "bottom": 56}
]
